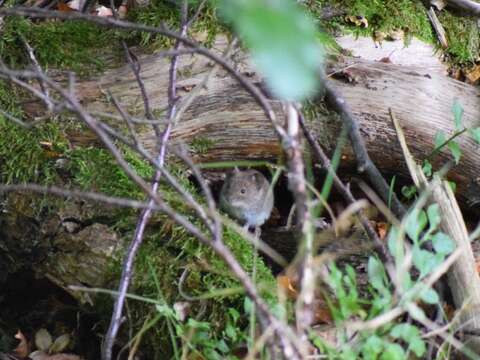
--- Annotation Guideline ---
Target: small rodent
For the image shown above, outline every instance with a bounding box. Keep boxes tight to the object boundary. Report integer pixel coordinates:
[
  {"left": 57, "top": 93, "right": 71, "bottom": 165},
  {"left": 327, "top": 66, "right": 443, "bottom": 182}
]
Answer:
[{"left": 219, "top": 168, "right": 274, "bottom": 229}]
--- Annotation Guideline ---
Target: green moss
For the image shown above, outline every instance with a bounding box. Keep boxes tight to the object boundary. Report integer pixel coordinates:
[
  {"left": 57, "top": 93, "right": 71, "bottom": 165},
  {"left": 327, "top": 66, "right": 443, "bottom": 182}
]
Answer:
[
  {"left": 190, "top": 137, "right": 216, "bottom": 154},
  {"left": 438, "top": 12, "right": 480, "bottom": 64},
  {"left": 68, "top": 145, "right": 153, "bottom": 199},
  {"left": 311, "top": 0, "right": 480, "bottom": 66},
  {"left": 313, "top": 0, "right": 433, "bottom": 42},
  {"left": 127, "top": 0, "right": 224, "bottom": 49},
  {"left": 0, "top": 119, "right": 65, "bottom": 184},
  {"left": 0, "top": 84, "right": 68, "bottom": 185},
  {"left": 0, "top": 16, "right": 112, "bottom": 74}
]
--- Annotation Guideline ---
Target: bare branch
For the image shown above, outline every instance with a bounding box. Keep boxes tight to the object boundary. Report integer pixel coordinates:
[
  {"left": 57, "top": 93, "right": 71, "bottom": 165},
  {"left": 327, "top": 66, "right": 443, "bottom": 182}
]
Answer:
[
  {"left": 0, "top": 183, "right": 160, "bottom": 210},
  {"left": 322, "top": 79, "right": 406, "bottom": 218}
]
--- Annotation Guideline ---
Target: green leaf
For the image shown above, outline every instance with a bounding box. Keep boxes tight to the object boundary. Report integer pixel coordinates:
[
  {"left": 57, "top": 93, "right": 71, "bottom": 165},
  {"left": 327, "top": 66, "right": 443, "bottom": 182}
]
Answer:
[
  {"left": 225, "top": 323, "right": 237, "bottom": 341},
  {"left": 419, "top": 287, "right": 439, "bottom": 304},
  {"left": 410, "top": 337, "right": 427, "bottom": 357},
  {"left": 401, "top": 185, "right": 417, "bottom": 199},
  {"left": 368, "top": 256, "right": 387, "bottom": 292},
  {"left": 216, "top": 339, "right": 230, "bottom": 353},
  {"left": 452, "top": 99, "right": 464, "bottom": 131},
  {"left": 390, "top": 323, "right": 418, "bottom": 339},
  {"left": 407, "top": 303, "right": 426, "bottom": 321},
  {"left": 271, "top": 303, "right": 287, "bottom": 319},
  {"left": 412, "top": 246, "right": 441, "bottom": 277},
  {"left": 426, "top": 204, "right": 441, "bottom": 231},
  {"left": 380, "top": 343, "right": 405, "bottom": 360},
  {"left": 390, "top": 323, "right": 426, "bottom": 357},
  {"left": 422, "top": 160, "right": 432, "bottom": 177},
  {"left": 204, "top": 349, "right": 222, "bottom": 360},
  {"left": 228, "top": 308, "right": 240, "bottom": 323},
  {"left": 405, "top": 209, "right": 427, "bottom": 243},
  {"left": 448, "top": 140, "right": 462, "bottom": 164},
  {"left": 387, "top": 226, "right": 404, "bottom": 262},
  {"left": 434, "top": 130, "right": 446, "bottom": 149},
  {"left": 431, "top": 232, "right": 455, "bottom": 255},
  {"left": 469, "top": 127, "right": 480, "bottom": 144},
  {"left": 362, "top": 335, "right": 383, "bottom": 359},
  {"left": 243, "top": 297, "right": 254, "bottom": 314},
  {"left": 221, "top": 0, "right": 322, "bottom": 101},
  {"left": 340, "top": 346, "right": 357, "bottom": 360},
  {"left": 447, "top": 180, "right": 457, "bottom": 193},
  {"left": 156, "top": 304, "right": 176, "bottom": 319}
]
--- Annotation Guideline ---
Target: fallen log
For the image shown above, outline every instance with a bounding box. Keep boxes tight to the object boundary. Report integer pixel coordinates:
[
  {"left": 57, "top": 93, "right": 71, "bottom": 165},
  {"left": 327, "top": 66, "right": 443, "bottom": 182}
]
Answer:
[{"left": 68, "top": 36, "right": 480, "bottom": 210}]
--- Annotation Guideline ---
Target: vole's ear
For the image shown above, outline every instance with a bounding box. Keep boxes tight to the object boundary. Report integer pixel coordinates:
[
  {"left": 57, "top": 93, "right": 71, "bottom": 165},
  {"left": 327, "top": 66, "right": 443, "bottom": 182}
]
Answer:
[{"left": 252, "top": 172, "right": 266, "bottom": 189}]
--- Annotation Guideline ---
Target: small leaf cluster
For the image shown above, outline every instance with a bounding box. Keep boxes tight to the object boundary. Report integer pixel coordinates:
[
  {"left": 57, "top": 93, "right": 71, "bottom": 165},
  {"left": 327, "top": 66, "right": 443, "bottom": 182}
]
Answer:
[
  {"left": 317, "top": 203, "right": 454, "bottom": 359},
  {"left": 425, "top": 100, "right": 480, "bottom": 173}
]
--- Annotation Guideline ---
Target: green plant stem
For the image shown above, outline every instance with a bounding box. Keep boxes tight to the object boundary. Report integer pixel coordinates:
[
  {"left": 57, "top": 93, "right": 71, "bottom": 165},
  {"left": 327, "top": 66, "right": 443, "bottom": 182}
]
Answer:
[{"left": 426, "top": 128, "right": 467, "bottom": 161}]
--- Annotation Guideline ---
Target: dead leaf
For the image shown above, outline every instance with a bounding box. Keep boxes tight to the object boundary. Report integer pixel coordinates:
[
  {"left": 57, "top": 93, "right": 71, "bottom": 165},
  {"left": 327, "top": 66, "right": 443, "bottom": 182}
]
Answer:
[
  {"left": 57, "top": 1, "right": 75, "bottom": 12},
  {"left": 376, "top": 222, "right": 389, "bottom": 240},
  {"left": 39, "top": 141, "right": 53, "bottom": 149},
  {"left": 35, "top": 329, "right": 52, "bottom": 352},
  {"left": 466, "top": 65, "right": 480, "bottom": 84},
  {"left": 181, "top": 85, "right": 194, "bottom": 92},
  {"left": 13, "top": 330, "right": 29, "bottom": 358},
  {"left": 30, "top": 352, "right": 81, "bottom": 360},
  {"left": 94, "top": 5, "right": 113, "bottom": 17},
  {"left": 387, "top": 29, "right": 404, "bottom": 41},
  {"left": 118, "top": 4, "right": 127, "bottom": 19},
  {"left": 313, "top": 299, "right": 333, "bottom": 324},
  {"left": 173, "top": 302, "right": 190, "bottom": 322},
  {"left": 65, "top": 0, "right": 81, "bottom": 10},
  {"left": 29, "top": 351, "right": 50, "bottom": 360},
  {"left": 476, "top": 260, "right": 480, "bottom": 274},
  {"left": 277, "top": 275, "right": 298, "bottom": 300},
  {"left": 43, "top": 150, "right": 63, "bottom": 159},
  {"left": 345, "top": 15, "right": 368, "bottom": 28},
  {"left": 373, "top": 30, "right": 386, "bottom": 46},
  {"left": 378, "top": 57, "right": 392, "bottom": 63},
  {"left": 431, "top": 0, "right": 447, "bottom": 11},
  {"left": 49, "top": 334, "right": 70, "bottom": 354}
]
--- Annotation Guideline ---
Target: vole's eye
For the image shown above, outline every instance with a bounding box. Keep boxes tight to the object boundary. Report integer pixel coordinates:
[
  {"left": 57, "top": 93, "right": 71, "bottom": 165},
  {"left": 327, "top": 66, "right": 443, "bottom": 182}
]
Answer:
[{"left": 240, "top": 188, "right": 246, "bottom": 194}]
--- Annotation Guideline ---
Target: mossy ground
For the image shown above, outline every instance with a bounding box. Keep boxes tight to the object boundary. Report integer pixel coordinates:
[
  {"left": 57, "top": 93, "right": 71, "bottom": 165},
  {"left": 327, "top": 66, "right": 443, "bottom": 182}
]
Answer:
[
  {"left": 0, "top": 108, "right": 276, "bottom": 357},
  {"left": 313, "top": 0, "right": 479, "bottom": 66},
  {"left": 0, "top": 16, "right": 113, "bottom": 75}
]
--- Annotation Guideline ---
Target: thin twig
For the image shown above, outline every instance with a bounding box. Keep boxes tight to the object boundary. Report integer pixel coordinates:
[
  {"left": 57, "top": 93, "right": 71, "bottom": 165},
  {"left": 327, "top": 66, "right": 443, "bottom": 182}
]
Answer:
[
  {"left": 283, "top": 104, "right": 316, "bottom": 336},
  {"left": 0, "top": 183, "right": 160, "bottom": 210},
  {"left": 322, "top": 79, "right": 406, "bottom": 218},
  {"left": 19, "top": 35, "right": 53, "bottom": 111}
]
